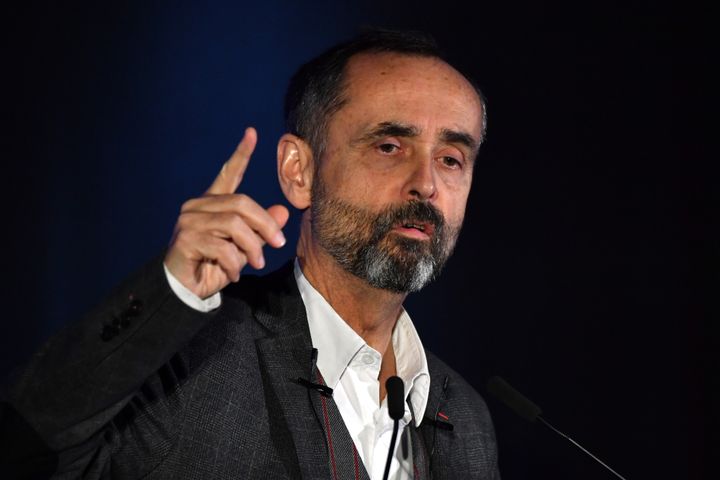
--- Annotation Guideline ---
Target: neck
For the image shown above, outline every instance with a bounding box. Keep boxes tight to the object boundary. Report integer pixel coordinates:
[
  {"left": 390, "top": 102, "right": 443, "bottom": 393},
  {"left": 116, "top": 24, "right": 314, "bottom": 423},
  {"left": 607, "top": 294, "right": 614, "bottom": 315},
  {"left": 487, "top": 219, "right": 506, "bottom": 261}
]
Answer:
[{"left": 296, "top": 214, "right": 406, "bottom": 357}]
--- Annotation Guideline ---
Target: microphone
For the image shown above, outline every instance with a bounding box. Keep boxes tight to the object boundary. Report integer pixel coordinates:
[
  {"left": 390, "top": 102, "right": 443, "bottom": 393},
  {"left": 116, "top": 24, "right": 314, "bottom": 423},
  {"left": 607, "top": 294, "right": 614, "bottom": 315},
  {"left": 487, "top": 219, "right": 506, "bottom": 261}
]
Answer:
[
  {"left": 294, "top": 349, "right": 333, "bottom": 397},
  {"left": 382, "top": 376, "right": 404, "bottom": 480},
  {"left": 486, "top": 376, "right": 628, "bottom": 480},
  {"left": 387, "top": 376, "right": 405, "bottom": 421}
]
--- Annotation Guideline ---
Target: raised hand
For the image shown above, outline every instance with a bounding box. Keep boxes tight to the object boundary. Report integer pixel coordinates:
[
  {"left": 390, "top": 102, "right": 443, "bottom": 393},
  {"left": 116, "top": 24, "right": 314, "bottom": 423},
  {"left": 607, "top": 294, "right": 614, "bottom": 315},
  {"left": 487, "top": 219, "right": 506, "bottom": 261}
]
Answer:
[{"left": 164, "top": 127, "right": 290, "bottom": 299}]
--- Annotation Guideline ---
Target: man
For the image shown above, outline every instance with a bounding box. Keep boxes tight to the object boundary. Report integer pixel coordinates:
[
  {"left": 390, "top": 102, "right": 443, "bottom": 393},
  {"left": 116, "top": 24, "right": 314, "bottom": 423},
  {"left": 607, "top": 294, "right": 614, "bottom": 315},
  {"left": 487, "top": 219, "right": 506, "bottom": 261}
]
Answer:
[{"left": 1, "top": 30, "right": 499, "bottom": 479}]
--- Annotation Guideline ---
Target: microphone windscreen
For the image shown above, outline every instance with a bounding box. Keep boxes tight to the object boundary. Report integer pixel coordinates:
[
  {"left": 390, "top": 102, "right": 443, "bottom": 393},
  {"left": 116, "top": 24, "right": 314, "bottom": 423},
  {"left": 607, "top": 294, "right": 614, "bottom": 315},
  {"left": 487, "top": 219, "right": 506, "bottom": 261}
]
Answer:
[
  {"left": 386, "top": 376, "right": 405, "bottom": 420},
  {"left": 486, "top": 376, "right": 543, "bottom": 422}
]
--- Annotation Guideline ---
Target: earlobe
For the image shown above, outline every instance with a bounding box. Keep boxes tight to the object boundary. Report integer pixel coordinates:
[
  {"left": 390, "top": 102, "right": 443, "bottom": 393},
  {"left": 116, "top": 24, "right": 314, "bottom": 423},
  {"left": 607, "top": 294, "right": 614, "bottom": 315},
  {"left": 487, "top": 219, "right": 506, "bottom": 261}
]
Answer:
[{"left": 277, "top": 134, "right": 313, "bottom": 209}]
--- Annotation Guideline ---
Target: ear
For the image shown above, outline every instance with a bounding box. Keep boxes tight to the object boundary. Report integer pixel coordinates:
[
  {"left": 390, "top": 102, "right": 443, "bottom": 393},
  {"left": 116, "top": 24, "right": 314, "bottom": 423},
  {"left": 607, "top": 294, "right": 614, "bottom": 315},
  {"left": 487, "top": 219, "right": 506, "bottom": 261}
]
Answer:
[{"left": 277, "top": 133, "right": 314, "bottom": 209}]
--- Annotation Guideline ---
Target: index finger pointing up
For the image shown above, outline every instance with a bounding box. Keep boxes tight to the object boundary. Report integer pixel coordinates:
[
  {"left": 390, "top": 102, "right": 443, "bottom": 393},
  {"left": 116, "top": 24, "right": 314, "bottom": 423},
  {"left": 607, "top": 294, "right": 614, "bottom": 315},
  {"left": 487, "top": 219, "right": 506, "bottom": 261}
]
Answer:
[{"left": 206, "top": 127, "right": 258, "bottom": 195}]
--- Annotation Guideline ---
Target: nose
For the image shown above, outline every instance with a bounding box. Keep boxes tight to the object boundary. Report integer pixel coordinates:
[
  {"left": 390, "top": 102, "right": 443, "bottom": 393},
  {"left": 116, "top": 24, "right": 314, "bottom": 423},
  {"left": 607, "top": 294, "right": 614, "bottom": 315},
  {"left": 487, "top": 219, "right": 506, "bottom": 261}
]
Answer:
[{"left": 404, "top": 156, "right": 437, "bottom": 201}]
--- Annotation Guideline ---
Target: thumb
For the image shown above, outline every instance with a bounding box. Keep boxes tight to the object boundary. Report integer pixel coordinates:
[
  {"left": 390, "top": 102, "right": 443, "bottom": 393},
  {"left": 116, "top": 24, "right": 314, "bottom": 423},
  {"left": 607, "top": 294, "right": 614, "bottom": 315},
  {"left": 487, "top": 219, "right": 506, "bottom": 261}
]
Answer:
[{"left": 267, "top": 204, "right": 291, "bottom": 231}]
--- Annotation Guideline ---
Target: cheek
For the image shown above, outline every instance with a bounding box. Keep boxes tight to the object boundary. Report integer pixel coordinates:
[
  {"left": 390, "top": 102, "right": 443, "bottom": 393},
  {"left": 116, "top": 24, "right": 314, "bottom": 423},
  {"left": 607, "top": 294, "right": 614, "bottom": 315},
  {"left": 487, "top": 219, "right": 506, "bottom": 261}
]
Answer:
[
  {"left": 439, "top": 183, "right": 470, "bottom": 221},
  {"left": 437, "top": 164, "right": 473, "bottom": 191},
  {"left": 438, "top": 200, "right": 466, "bottom": 244},
  {"left": 334, "top": 167, "right": 400, "bottom": 207},
  {"left": 319, "top": 149, "right": 375, "bottom": 200}
]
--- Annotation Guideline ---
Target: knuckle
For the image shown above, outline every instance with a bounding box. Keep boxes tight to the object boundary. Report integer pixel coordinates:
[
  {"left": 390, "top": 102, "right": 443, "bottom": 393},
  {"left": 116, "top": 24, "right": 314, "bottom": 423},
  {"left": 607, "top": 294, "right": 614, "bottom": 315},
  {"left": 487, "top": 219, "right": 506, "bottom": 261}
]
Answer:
[
  {"left": 180, "top": 198, "right": 198, "bottom": 212},
  {"left": 176, "top": 213, "right": 192, "bottom": 229},
  {"left": 172, "top": 230, "right": 192, "bottom": 250},
  {"left": 234, "top": 194, "right": 249, "bottom": 209},
  {"left": 210, "top": 211, "right": 229, "bottom": 224}
]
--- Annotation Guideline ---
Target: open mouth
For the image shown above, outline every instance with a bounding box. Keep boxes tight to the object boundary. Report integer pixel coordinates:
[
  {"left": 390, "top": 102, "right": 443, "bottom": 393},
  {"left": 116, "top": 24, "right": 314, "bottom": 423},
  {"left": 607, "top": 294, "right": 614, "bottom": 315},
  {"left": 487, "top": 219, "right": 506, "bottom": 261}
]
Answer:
[{"left": 393, "top": 220, "right": 435, "bottom": 239}]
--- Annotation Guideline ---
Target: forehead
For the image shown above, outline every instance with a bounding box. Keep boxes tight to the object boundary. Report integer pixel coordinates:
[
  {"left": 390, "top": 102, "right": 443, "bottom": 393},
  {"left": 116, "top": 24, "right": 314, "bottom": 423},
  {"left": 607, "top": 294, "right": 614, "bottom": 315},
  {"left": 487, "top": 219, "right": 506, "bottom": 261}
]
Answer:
[{"left": 337, "top": 52, "right": 484, "bottom": 140}]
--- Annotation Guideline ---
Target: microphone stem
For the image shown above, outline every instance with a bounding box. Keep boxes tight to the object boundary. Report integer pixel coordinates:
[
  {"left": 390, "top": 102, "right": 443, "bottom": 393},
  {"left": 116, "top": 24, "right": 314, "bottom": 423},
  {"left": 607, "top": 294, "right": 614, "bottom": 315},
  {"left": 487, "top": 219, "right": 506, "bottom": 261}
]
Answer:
[
  {"left": 537, "top": 416, "right": 628, "bottom": 480},
  {"left": 382, "top": 419, "right": 399, "bottom": 480}
]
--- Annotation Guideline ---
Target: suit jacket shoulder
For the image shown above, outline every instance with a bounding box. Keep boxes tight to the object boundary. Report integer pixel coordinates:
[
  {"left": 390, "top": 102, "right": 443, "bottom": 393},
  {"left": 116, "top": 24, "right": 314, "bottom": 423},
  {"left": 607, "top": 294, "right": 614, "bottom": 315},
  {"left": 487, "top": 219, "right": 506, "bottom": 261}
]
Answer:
[{"left": 423, "top": 351, "right": 501, "bottom": 479}]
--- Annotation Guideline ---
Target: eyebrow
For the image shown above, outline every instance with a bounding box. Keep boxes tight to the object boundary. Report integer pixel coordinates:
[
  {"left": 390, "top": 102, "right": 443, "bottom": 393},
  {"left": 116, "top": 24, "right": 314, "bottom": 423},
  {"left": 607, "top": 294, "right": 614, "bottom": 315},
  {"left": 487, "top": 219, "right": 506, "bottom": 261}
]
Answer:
[
  {"left": 440, "top": 128, "right": 478, "bottom": 152},
  {"left": 355, "top": 121, "right": 420, "bottom": 144},
  {"left": 354, "top": 121, "right": 479, "bottom": 156}
]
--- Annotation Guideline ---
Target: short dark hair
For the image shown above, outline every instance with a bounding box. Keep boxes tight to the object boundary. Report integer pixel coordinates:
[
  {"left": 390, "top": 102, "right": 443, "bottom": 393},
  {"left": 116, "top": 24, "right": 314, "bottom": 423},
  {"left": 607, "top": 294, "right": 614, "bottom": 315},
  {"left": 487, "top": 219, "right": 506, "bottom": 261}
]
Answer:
[{"left": 284, "top": 28, "right": 487, "bottom": 160}]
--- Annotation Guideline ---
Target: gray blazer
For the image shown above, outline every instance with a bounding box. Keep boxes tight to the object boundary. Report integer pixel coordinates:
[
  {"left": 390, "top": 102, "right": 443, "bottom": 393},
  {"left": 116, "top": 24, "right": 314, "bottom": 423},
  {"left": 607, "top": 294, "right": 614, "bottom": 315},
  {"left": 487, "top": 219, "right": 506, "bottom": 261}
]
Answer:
[{"left": 1, "top": 259, "right": 500, "bottom": 479}]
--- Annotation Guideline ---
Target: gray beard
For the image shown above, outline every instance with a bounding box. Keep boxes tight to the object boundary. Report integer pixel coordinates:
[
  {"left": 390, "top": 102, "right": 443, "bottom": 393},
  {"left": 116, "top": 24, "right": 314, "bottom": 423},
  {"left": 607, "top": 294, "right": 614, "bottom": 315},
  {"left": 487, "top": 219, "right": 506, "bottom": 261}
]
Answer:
[
  {"left": 362, "top": 242, "right": 437, "bottom": 293},
  {"left": 310, "top": 176, "right": 460, "bottom": 293}
]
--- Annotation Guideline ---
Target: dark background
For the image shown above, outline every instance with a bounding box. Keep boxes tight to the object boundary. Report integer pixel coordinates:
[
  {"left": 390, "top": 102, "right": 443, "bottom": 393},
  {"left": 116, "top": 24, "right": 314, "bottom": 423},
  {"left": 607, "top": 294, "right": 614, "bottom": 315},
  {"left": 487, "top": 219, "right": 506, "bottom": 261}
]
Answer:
[{"left": 3, "top": 1, "right": 712, "bottom": 479}]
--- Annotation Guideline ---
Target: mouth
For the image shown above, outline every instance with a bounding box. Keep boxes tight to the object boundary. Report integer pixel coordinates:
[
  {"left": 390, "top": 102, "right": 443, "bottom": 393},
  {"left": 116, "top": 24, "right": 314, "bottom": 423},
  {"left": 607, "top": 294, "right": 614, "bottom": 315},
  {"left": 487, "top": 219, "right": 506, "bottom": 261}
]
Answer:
[{"left": 392, "top": 220, "right": 435, "bottom": 240}]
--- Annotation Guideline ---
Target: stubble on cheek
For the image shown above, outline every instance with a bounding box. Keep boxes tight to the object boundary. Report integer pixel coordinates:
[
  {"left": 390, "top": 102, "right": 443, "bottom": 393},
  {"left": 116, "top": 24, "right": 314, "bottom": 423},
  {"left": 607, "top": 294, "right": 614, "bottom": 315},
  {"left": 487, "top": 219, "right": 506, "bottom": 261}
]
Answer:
[{"left": 311, "top": 194, "right": 374, "bottom": 264}]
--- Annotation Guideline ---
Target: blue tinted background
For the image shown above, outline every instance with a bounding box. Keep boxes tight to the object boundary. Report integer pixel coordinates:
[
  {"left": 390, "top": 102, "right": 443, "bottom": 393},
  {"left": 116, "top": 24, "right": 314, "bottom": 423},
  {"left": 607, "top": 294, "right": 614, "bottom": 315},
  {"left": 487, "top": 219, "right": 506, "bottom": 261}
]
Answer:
[{"left": 3, "top": 1, "right": 711, "bottom": 479}]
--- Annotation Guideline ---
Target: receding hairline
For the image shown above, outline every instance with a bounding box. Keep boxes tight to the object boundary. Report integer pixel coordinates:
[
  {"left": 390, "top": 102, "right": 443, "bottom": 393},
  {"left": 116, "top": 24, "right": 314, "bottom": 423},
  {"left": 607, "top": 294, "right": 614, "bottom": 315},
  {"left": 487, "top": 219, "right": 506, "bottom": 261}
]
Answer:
[
  {"left": 331, "top": 51, "right": 487, "bottom": 143},
  {"left": 345, "top": 51, "right": 483, "bottom": 100}
]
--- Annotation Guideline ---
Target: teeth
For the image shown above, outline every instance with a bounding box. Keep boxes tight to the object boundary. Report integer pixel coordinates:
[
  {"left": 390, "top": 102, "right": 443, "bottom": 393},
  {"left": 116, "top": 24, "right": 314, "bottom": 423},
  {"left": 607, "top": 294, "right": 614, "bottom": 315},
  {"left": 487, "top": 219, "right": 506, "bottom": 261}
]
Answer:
[{"left": 403, "top": 223, "right": 425, "bottom": 231}]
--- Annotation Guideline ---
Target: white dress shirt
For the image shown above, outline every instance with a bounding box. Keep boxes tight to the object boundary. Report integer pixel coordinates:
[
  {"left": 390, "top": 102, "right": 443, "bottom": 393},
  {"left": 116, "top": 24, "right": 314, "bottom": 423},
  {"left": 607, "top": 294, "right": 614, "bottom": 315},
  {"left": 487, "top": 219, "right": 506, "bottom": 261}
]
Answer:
[
  {"left": 164, "top": 262, "right": 430, "bottom": 479},
  {"left": 294, "top": 262, "right": 430, "bottom": 480}
]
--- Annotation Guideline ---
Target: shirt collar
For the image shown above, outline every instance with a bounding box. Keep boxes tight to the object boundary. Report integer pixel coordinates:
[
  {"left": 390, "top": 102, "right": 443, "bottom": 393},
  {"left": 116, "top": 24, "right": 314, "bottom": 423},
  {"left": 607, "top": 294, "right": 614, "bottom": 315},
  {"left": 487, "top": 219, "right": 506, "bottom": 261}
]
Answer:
[{"left": 294, "top": 260, "right": 430, "bottom": 425}]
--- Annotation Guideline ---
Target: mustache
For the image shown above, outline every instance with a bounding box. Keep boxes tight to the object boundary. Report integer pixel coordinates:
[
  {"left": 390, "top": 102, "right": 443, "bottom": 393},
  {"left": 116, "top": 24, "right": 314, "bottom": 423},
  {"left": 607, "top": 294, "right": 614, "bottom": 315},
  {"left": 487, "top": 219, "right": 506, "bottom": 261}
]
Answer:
[{"left": 371, "top": 201, "right": 445, "bottom": 241}]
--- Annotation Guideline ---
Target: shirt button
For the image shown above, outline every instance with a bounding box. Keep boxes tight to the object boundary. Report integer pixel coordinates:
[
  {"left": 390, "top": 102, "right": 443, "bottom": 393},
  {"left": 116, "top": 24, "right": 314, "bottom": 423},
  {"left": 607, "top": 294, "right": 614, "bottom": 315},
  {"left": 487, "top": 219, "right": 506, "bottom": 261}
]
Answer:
[{"left": 361, "top": 353, "right": 375, "bottom": 365}]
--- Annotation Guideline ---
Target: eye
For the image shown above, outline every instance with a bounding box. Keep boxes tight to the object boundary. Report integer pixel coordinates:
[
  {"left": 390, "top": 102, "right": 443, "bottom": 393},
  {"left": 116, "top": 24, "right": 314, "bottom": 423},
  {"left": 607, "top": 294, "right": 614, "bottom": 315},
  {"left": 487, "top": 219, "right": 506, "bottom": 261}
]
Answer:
[
  {"left": 377, "top": 142, "right": 401, "bottom": 154},
  {"left": 440, "top": 156, "right": 463, "bottom": 169}
]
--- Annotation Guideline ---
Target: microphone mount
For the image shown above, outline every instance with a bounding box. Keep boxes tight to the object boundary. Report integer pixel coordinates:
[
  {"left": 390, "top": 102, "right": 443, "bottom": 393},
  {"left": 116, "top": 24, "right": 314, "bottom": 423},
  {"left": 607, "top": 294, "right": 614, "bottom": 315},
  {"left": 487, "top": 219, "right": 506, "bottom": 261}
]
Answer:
[{"left": 487, "top": 376, "right": 628, "bottom": 480}]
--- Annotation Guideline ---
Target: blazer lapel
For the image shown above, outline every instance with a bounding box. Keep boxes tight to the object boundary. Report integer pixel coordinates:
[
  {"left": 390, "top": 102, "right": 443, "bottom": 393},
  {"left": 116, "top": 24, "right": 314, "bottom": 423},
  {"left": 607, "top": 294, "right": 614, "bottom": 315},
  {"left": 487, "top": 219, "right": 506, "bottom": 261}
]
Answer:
[
  {"left": 256, "top": 333, "right": 331, "bottom": 479},
  {"left": 252, "top": 264, "right": 332, "bottom": 479},
  {"left": 418, "top": 371, "right": 453, "bottom": 479}
]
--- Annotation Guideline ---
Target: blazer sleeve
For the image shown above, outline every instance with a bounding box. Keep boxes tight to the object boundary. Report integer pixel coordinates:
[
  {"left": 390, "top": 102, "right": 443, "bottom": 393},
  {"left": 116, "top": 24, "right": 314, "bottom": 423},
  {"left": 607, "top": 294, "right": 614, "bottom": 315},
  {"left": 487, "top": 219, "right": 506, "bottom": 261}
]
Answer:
[{"left": 0, "top": 256, "right": 217, "bottom": 477}]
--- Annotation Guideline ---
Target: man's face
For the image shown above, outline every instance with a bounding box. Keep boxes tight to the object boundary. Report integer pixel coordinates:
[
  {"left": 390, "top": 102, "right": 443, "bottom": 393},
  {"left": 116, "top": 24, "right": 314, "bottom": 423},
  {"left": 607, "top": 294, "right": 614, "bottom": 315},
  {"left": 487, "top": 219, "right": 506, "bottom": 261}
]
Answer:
[{"left": 310, "top": 53, "right": 484, "bottom": 293}]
